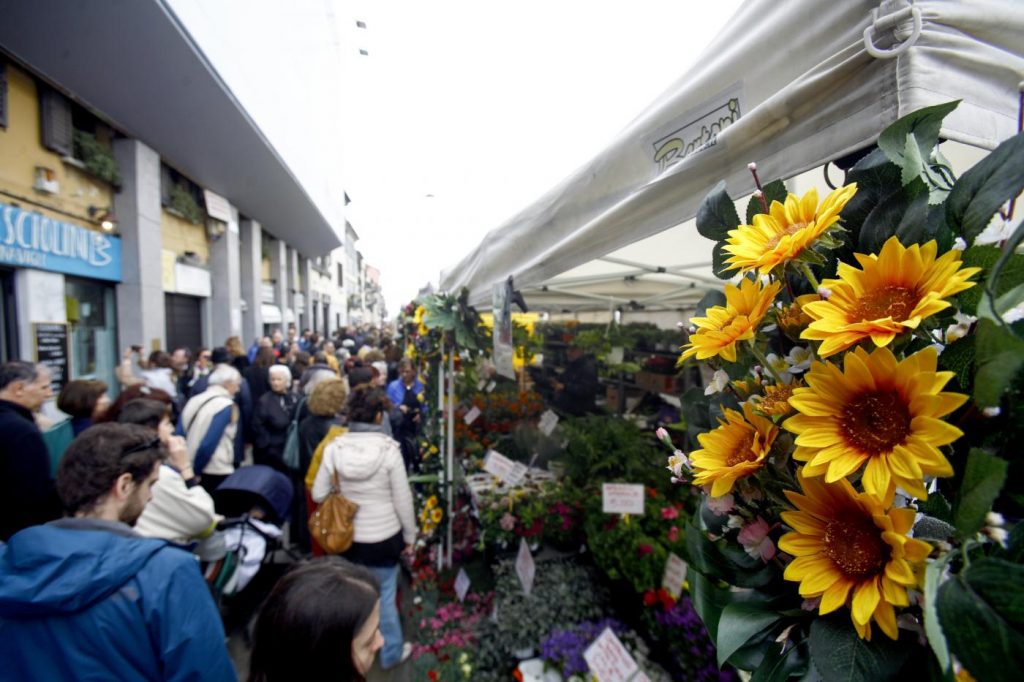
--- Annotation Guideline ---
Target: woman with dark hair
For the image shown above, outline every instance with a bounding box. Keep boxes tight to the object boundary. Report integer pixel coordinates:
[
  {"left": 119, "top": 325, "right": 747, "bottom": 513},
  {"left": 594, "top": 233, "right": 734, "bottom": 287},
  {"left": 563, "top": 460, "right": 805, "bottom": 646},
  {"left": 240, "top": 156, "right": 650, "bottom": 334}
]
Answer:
[
  {"left": 249, "top": 558, "right": 383, "bottom": 682},
  {"left": 311, "top": 385, "right": 415, "bottom": 669},
  {"left": 225, "top": 335, "right": 250, "bottom": 371},
  {"left": 96, "top": 384, "right": 174, "bottom": 424},
  {"left": 245, "top": 347, "right": 277, "bottom": 405},
  {"left": 57, "top": 379, "right": 110, "bottom": 435}
]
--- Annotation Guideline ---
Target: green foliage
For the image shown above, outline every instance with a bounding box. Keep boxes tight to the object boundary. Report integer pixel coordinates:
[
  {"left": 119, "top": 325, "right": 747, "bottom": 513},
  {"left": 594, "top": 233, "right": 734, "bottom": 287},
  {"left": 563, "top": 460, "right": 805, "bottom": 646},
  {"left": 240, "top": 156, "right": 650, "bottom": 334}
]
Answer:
[
  {"left": 168, "top": 183, "right": 204, "bottom": 225},
  {"left": 745, "top": 179, "right": 787, "bottom": 224},
  {"left": 421, "top": 288, "right": 488, "bottom": 351},
  {"left": 696, "top": 180, "right": 741, "bottom": 279},
  {"left": 937, "top": 558, "right": 1024, "bottom": 682},
  {"left": 938, "top": 336, "right": 975, "bottom": 391},
  {"left": 72, "top": 130, "right": 121, "bottom": 186},
  {"left": 560, "top": 415, "right": 666, "bottom": 488},
  {"left": 715, "top": 602, "right": 784, "bottom": 668},
  {"left": 877, "top": 101, "right": 959, "bottom": 188},
  {"left": 858, "top": 176, "right": 934, "bottom": 252},
  {"left": 923, "top": 553, "right": 955, "bottom": 673},
  {"left": 972, "top": 318, "right": 1024, "bottom": 407},
  {"left": 807, "top": 615, "right": 910, "bottom": 682},
  {"left": 946, "top": 131, "right": 1024, "bottom": 242},
  {"left": 953, "top": 448, "right": 1008, "bottom": 538}
]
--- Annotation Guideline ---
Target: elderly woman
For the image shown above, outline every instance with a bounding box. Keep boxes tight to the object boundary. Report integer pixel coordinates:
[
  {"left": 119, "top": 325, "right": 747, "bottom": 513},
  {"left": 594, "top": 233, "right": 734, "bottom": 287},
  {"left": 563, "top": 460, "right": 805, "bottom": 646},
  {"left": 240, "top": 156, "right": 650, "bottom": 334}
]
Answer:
[
  {"left": 180, "top": 364, "right": 241, "bottom": 495},
  {"left": 252, "top": 364, "right": 298, "bottom": 474},
  {"left": 311, "top": 385, "right": 416, "bottom": 669}
]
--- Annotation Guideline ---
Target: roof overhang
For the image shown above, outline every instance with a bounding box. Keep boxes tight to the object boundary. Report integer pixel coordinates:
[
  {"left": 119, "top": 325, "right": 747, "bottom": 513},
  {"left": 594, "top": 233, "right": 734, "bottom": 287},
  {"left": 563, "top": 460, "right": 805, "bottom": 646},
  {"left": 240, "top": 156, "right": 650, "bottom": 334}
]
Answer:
[{"left": 0, "top": 0, "right": 341, "bottom": 257}]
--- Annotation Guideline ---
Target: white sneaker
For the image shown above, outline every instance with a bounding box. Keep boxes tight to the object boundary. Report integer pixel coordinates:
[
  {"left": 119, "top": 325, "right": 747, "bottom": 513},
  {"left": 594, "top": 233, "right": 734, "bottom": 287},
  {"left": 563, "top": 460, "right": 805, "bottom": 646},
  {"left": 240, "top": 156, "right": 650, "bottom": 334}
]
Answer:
[{"left": 382, "top": 643, "right": 413, "bottom": 670}]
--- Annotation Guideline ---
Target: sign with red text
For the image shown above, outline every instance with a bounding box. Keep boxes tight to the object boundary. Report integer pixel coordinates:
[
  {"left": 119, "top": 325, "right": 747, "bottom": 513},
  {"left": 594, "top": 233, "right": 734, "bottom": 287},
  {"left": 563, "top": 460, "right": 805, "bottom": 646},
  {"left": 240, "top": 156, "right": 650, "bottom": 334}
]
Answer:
[
  {"left": 515, "top": 538, "right": 535, "bottom": 596},
  {"left": 661, "top": 552, "right": 688, "bottom": 600},
  {"left": 583, "top": 627, "right": 640, "bottom": 682},
  {"left": 602, "top": 483, "right": 645, "bottom": 515},
  {"left": 484, "top": 450, "right": 527, "bottom": 487}
]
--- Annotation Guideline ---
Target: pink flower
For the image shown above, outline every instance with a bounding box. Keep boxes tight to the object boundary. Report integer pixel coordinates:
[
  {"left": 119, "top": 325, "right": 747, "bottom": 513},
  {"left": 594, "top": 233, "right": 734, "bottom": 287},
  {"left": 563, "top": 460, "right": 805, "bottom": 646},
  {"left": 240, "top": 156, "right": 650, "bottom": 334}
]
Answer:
[
  {"left": 500, "top": 513, "right": 517, "bottom": 531},
  {"left": 667, "top": 526, "right": 679, "bottom": 543},
  {"left": 737, "top": 516, "right": 777, "bottom": 562},
  {"left": 637, "top": 544, "right": 654, "bottom": 557},
  {"left": 660, "top": 506, "right": 679, "bottom": 520},
  {"left": 655, "top": 427, "right": 671, "bottom": 446},
  {"left": 705, "top": 493, "right": 735, "bottom": 516}
]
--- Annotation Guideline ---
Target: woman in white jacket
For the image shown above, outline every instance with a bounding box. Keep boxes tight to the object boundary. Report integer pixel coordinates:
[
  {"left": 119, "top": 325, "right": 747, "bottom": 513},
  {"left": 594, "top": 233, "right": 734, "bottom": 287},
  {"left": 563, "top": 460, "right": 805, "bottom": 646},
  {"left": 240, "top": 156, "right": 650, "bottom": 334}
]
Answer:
[{"left": 312, "top": 384, "right": 416, "bottom": 670}]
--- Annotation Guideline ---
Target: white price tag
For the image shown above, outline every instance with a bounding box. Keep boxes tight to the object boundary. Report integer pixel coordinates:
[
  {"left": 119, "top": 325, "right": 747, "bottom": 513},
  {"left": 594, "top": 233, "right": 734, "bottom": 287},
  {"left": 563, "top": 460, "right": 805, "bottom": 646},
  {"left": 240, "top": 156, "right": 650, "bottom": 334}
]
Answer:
[
  {"left": 477, "top": 378, "right": 488, "bottom": 391},
  {"left": 515, "top": 538, "right": 535, "bottom": 596},
  {"left": 464, "top": 406, "right": 481, "bottom": 424},
  {"left": 483, "top": 450, "right": 528, "bottom": 487},
  {"left": 601, "top": 483, "right": 646, "bottom": 515},
  {"left": 661, "top": 552, "right": 688, "bottom": 600},
  {"left": 486, "top": 380, "right": 497, "bottom": 393},
  {"left": 583, "top": 627, "right": 640, "bottom": 682},
  {"left": 455, "top": 568, "right": 471, "bottom": 602},
  {"left": 538, "top": 409, "right": 560, "bottom": 436}
]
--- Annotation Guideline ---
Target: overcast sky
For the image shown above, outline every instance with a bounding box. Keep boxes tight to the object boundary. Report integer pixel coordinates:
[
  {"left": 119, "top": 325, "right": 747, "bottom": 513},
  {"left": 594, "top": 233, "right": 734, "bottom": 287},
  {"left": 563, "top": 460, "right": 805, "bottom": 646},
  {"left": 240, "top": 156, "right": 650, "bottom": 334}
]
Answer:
[{"left": 166, "top": 0, "right": 743, "bottom": 317}]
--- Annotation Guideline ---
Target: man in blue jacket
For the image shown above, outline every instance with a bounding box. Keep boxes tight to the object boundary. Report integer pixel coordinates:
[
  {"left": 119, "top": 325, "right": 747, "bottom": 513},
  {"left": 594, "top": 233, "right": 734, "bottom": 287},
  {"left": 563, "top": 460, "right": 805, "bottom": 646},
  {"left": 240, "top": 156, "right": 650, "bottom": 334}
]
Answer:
[{"left": 0, "top": 423, "right": 237, "bottom": 681}]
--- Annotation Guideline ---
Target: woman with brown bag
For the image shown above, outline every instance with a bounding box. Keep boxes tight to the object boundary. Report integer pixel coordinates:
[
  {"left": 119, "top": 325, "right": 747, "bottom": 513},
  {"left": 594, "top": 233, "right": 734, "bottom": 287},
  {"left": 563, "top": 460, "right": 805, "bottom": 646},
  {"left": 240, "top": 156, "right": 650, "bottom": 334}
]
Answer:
[{"left": 310, "top": 384, "right": 416, "bottom": 670}]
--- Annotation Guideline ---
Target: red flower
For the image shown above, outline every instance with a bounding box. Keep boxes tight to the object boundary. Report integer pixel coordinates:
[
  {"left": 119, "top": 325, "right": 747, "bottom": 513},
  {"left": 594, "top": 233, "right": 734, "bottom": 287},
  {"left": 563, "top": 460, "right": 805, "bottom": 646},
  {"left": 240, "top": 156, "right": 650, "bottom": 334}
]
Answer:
[
  {"left": 637, "top": 544, "right": 654, "bottom": 557},
  {"left": 660, "top": 506, "right": 679, "bottom": 520},
  {"left": 428, "top": 671, "right": 438, "bottom": 682},
  {"left": 646, "top": 487, "right": 658, "bottom": 499},
  {"left": 643, "top": 589, "right": 658, "bottom": 607},
  {"left": 513, "top": 668, "right": 524, "bottom": 682},
  {"left": 667, "top": 526, "right": 680, "bottom": 543},
  {"left": 657, "top": 588, "right": 676, "bottom": 610}
]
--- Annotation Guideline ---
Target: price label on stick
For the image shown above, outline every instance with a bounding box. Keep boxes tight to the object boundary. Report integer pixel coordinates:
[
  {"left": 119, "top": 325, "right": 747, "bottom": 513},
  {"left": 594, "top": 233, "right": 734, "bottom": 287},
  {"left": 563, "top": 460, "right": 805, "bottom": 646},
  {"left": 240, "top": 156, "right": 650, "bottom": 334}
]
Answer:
[
  {"left": 483, "top": 450, "right": 528, "bottom": 487},
  {"left": 538, "top": 409, "right": 559, "bottom": 436},
  {"left": 455, "top": 568, "right": 471, "bottom": 602},
  {"left": 485, "top": 380, "right": 497, "bottom": 393},
  {"left": 515, "top": 538, "right": 535, "bottom": 596},
  {"left": 464, "top": 406, "right": 481, "bottom": 425},
  {"left": 661, "top": 553, "right": 688, "bottom": 600},
  {"left": 583, "top": 627, "right": 640, "bottom": 682},
  {"left": 602, "top": 483, "right": 646, "bottom": 515},
  {"left": 477, "top": 378, "right": 488, "bottom": 391}
]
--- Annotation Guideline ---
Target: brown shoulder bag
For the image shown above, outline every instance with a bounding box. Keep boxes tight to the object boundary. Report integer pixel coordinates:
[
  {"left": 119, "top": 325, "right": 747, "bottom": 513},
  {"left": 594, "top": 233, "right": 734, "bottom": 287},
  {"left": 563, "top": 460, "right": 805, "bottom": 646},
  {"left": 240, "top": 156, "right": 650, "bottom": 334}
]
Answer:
[{"left": 308, "top": 469, "right": 359, "bottom": 554}]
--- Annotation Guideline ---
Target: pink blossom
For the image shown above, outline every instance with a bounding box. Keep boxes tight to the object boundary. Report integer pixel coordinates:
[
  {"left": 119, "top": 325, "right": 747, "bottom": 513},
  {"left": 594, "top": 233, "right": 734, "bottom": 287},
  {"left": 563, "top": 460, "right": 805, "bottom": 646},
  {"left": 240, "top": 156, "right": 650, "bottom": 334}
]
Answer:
[
  {"left": 667, "top": 526, "right": 680, "bottom": 543},
  {"left": 500, "top": 512, "right": 517, "bottom": 531},
  {"left": 737, "top": 516, "right": 777, "bottom": 562},
  {"left": 637, "top": 544, "right": 654, "bottom": 557},
  {"left": 705, "top": 493, "right": 735, "bottom": 516},
  {"left": 660, "top": 506, "right": 679, "bottom": 520},
  {"left": 655, "top": 427, "right": 670, "bottom": 445}
]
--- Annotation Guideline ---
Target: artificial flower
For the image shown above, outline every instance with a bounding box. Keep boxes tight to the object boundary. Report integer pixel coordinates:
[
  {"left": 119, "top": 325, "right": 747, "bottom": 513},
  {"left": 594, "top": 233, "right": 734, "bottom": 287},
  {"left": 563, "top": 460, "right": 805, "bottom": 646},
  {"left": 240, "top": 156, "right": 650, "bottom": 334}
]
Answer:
[
  {"left": 763, "top": 352, "right": 794, "bottom": 383},
  {"left": 661, "top": 505, "right": 680, "bottom": 520},
  {"left": 753, "top": 381, "right": 800, "bottom": 417},
  {"left": 783, "top": 346, "right": 966, "bottom": 504},
  {"left": 431, "top": 508, "right": 444, "bottom": 524},
  {"left": 704, "top": 369, "right": 731, "bottom": 395},
  {"left": 690, "top": 402, "right": 779, "bottom": 497},
  {"left": 738, "top": 517, "right": 777, "bottom": 562},
  {"left": 667, "top": 526, "right": 680, "bottom": 543},
  {"left": 499, "top": 512, "right": 516, "bottom": 531},
  {"left": 723, "top": 184, "right": 858, "bottom": 275},
  {"left": 779, "top": 469, "right": 931, "bottom": 640},
  {"left": 666, "top": 450, "right": 689, "bottom": 478},
  {"left": 679, "top": 277, "right": 782, "bottom": 363},
  {"left": 801, "top": 237, "right": 980, "bottom": 357},
  {"left": 705, "top": 493, "right": 735, "bottom": 516},
  {"left": 778, "top": 294, "right": 819, "bottom": 340}
]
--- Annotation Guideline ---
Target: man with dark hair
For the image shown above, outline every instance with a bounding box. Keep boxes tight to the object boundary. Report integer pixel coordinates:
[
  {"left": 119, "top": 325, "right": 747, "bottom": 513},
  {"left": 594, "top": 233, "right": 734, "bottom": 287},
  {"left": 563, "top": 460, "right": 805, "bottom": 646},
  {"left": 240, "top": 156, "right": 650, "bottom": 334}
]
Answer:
[
  {"left": 0, "top": 360, "right": 61, "bottom": 540},
  {"left": 0, "top": 423, "right": 236, "bottom": 681}
]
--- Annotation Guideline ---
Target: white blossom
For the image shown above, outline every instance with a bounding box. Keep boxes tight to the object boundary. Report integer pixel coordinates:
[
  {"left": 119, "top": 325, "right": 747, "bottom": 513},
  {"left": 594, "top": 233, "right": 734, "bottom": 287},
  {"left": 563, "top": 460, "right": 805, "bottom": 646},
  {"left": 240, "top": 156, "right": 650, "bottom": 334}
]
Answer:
[{"left": 704, "top": 369, "right": 731, "bottom": 396}]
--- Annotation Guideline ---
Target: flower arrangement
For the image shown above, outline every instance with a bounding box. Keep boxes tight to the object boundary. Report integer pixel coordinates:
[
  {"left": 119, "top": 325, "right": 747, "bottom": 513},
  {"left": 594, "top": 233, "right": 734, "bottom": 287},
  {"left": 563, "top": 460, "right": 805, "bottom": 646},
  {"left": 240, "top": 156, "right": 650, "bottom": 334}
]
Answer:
[
  {"left": 540, "top": 617, "right": 670, "bottom": 681},
  {"left": 641, "top": 594, "right": 737, "bottom": 682},
  {"left": 661, "top": 102, "right": 1023, "bottom": 682}
]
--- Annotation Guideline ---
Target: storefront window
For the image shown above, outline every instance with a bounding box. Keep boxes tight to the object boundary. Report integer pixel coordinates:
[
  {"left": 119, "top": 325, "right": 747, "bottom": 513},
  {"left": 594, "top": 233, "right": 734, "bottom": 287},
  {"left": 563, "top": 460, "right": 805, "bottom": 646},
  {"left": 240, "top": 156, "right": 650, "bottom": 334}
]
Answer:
[{"left": 65, "top": 277, "right": 117, "bottom": 392}]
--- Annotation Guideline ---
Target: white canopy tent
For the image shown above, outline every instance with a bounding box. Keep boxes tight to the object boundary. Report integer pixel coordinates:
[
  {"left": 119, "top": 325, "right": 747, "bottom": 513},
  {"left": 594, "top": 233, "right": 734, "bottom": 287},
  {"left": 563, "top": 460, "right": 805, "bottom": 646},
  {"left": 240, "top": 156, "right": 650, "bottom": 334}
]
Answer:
[{"left": 439, "top": 0, "right": 1024, "bottom": 312}]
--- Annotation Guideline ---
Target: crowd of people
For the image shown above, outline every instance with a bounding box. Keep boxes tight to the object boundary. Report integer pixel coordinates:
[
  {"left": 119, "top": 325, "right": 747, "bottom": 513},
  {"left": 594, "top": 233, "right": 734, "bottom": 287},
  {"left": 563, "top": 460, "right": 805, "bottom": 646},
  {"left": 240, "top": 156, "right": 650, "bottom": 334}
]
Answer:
[{"left": 0, "top": 323, "right": 427, "bottom": 680}]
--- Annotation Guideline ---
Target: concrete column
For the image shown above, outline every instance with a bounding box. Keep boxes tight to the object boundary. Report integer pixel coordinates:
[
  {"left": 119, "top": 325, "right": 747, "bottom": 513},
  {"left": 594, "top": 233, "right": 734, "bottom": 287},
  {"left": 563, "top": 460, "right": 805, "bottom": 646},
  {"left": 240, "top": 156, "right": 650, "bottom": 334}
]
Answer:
[
  {"left": 239, "top": 218, "right": 263, "bottom": 344},
  {"left": 287, "top": 246, "right": 299, "bottom": 329},
  {"left": 301, "top": 258, "right": 314, "bottom": 333},
  {"left": 268, "top": 237, "right": 287, "bottom": 334},
  {"left": 113, "top": 139, "right": 165, "bottom": 351},
  {"left": 208, "top": 204, "right": 242, "bottom": 345}
]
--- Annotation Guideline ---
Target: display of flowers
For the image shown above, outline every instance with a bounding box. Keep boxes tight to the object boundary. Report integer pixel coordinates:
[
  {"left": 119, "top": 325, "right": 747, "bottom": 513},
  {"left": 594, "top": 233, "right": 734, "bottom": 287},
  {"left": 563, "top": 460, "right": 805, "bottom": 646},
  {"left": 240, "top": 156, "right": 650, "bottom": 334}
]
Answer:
[{"left": 666, "top": 102, "right": 1023, "bottom": 682}]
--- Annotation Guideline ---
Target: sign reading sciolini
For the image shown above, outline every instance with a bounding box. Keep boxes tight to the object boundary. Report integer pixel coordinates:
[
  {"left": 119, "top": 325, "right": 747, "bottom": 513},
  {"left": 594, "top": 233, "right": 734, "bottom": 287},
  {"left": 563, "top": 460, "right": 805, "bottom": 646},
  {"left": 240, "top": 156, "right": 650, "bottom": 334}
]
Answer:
[{"left": 0, "top": 203, "right": 121, "bottom": 282}]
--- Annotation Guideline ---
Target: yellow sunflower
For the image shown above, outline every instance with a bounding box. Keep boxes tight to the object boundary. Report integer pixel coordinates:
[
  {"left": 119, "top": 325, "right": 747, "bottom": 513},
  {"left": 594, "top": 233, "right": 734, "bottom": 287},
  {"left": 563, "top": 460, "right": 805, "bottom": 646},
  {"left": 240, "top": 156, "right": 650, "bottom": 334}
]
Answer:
[
  {"left": 783, "top": 346, "right": 966, "bottom": 505},
  {"left": 753, "top": 381, "right": 800, "bottom": 417},
  {"left": 778, "top": 294, "right": 820, "bottom": 340},
  {"left": 801, "top": 237, "right": 980, "bottom": 357},
  {"left": 679, "top": 278, "right": 782, "bottom": 363},
  {"left": 723, "top": 184, "right": 858, "bottom": 275},
  {"left": 414, "top": 305, "right": 429, "bottom": 336},
  {"left": 780, "top": 469, "right": 931, "bottom": 640},
  {"left": 690, "top": 402, "right": 779, "bottom": 497},
  {"left": 430, "top": 508, "right": 444, "bottom": 523}
]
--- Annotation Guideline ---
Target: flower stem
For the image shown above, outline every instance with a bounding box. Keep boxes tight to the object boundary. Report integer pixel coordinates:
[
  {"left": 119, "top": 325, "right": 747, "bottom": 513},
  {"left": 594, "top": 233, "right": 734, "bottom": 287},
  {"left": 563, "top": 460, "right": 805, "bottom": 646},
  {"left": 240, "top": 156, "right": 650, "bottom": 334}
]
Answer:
[
  {"left": 799, "top": 263, "right": 821, "bottom": 293},
  {"left": 749, "top": 343, "right": 786, "bottom": 384}
]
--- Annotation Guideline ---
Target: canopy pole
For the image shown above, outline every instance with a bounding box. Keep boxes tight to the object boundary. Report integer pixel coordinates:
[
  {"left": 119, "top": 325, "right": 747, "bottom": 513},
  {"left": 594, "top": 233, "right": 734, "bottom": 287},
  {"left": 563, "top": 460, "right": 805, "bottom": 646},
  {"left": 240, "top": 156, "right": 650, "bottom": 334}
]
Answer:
[
  {"left": 436, "top": 338, "right": 445, "bottom": 573},
  {"left": 446, "top": 349, "right": 456, "bottom": 569}
]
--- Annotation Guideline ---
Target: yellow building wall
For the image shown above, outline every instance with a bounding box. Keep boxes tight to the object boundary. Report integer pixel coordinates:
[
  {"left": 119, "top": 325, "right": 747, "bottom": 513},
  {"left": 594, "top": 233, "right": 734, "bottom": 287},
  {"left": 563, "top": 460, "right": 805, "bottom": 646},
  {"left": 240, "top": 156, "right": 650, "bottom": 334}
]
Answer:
[
  {"left": 261, "top": 256, "right": 271, "bottom": 282},
  {"left": 0, "top": 64, "right": 115, "bottom": 230},
  {"left": 160, "top": 209, "right": 209, "bottom": 263}
]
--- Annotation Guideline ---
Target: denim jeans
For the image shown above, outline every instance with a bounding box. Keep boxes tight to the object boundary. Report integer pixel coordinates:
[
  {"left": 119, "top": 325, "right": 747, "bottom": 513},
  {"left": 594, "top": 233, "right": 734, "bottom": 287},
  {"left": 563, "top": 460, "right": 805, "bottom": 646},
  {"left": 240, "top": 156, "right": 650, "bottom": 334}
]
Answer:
[{"left": 367, "top": 563, "right": 403, "bottom": 667}]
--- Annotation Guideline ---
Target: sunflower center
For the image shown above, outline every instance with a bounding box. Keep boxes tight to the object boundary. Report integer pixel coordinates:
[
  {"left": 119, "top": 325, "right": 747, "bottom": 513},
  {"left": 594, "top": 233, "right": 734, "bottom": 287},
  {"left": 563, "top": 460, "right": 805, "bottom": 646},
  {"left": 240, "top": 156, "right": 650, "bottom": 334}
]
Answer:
[
  {"left": 725, "top": 431, "right": 758, "bottom": 467},
  {"left": 850, "top": 285, "right": 918, "bottom": 322},
  {"left": 765, "top": 222, "right": 810, "bottom": 250},
  {"left": 841, "top": 390, "right": 911, "bottom": 455},
  {"left": 823, "top": 514, "right": 889, "bottom": 578}
]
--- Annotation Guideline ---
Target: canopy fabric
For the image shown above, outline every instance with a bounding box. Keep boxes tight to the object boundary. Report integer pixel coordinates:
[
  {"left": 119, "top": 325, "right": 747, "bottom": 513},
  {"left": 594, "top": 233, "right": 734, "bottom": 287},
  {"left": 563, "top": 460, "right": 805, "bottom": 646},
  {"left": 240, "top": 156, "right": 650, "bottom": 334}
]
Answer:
[
  {"left": 261, "top": 304, "right": 283, "bottom": 325},
  {"left": 440, "top": 0, "right": 1024, "bottom": 307}
]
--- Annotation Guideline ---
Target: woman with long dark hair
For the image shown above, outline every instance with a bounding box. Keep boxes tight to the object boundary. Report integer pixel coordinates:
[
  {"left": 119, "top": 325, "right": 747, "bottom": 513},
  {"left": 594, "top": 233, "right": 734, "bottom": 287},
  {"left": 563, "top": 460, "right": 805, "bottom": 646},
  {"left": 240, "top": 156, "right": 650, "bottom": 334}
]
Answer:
[{"left": 249, "top": 558, "right": 383, "bottom": 682}]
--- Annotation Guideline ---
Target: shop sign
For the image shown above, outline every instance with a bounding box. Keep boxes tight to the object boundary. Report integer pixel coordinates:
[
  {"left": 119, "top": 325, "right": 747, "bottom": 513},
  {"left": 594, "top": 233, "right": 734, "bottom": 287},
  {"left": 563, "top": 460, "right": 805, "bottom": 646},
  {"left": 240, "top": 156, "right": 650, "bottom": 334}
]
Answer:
[
  {"left": 661, "top": 553, "right": 688, "bottom": 600},
  {"left": 602, "top": 483, "right": 645, "bottom": 515},
  {"left": 33, "top": 322, "right": 69, "bottom": 394},
  {"left": 203, "top": 190, "right": 232, "bottom": 223},
  {"left": 583, "top": 627, "right": 640, "bottom": 682},
  {"left": 0, "top": 203, "right": 121, "bottom": 281}
]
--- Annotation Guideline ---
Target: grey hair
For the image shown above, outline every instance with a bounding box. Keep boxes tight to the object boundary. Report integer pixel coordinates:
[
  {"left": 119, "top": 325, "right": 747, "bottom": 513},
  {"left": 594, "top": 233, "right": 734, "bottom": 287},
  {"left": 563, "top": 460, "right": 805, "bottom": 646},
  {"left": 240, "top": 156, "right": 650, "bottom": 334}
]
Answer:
[
  {"left": 302, "top": 367, "right": 337, "bottom": 396},
  {"left": 269, "top": 364, "right": 292, "bottom": 381},
  {"left": 208, "top": 365, "right": 242, "bottom": 387},
  {"left": 0, "top": 361, "right": 41, "bottom": 391}
]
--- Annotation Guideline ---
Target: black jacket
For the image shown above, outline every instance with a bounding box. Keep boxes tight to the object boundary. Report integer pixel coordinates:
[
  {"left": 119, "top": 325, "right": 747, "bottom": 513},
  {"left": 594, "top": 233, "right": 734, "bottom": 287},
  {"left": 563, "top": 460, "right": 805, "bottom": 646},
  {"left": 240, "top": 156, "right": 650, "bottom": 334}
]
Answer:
[
  {"left": 252, "top": 390, "right": 298, "bottom": 459},
  {"left": 0, "top": 400, "right": 62, "bottom": 540},
  {"left": 297, "top": 414, "right": 339, "bottom": 475},
  {"left": 554, "top": 355, "right": 600, "bottom": 416}
]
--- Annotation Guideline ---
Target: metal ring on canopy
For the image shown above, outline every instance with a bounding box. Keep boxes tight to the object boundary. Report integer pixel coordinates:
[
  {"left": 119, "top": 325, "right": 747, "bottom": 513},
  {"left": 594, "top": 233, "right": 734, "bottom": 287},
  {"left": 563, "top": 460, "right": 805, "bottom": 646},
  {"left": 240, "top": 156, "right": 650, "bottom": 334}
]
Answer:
[{"left": 863, "top": 5, "right": 922, "bottom": 60}]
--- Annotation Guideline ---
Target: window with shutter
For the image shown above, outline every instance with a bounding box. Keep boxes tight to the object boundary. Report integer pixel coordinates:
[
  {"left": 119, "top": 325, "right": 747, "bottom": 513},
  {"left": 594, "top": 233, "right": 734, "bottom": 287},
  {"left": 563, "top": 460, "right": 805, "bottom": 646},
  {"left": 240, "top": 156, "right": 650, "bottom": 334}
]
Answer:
[
  {"left": 39, "top": 86, "right": 72, "bottom": 156},
  {"left": 0, "top": 60, "right": 7, "bottom": 129}
]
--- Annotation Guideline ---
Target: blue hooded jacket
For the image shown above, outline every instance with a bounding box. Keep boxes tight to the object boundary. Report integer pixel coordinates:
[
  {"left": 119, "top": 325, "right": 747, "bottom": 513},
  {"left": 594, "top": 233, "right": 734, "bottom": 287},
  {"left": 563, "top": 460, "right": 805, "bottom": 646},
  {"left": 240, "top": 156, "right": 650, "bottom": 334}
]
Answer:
[{"left": 0, "top": 519, "right": 237, "bottom": 681}]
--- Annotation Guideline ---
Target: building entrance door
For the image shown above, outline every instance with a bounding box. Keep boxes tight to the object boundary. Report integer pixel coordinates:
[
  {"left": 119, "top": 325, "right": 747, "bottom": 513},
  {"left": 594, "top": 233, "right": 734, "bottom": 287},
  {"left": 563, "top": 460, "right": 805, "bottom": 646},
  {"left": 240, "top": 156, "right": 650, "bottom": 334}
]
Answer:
[{"left": 165, "top": 293, "right": 203, "bottom": 353}]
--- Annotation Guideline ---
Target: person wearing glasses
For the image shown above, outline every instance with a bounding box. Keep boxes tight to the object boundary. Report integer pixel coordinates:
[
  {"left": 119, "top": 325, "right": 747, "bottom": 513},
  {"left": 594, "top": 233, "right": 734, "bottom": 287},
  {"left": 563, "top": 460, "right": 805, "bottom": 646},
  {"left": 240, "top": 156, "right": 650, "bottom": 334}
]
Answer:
[{"left": 0, "top": 423, "right": 237, "bottom": 681}]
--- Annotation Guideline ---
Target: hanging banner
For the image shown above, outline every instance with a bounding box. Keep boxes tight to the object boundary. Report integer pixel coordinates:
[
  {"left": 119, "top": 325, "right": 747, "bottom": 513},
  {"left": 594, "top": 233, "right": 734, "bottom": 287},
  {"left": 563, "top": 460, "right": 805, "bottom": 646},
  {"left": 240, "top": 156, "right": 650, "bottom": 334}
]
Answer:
[{"left": 492, "top": 281, "right": 515, "bottom": 379}]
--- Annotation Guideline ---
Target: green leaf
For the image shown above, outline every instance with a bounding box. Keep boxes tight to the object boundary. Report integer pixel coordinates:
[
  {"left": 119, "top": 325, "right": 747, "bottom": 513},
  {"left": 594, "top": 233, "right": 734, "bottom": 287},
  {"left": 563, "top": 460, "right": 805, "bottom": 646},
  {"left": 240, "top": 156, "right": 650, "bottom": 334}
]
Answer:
[
  {"left": 973, "top": 318, "right": 1024, "bottom": 407},
  {"left": 696, "top": 180, "right": 740, "bottom": 241},
  {"left": 694, "top": 289, "right": 727, "bottom": 318},
  {"left": 946, "top": 131, "right": 1024, "bottom": 242},
  {"left": 978, "top": 220, "right": 1024, "bottom": 330},
  {"left": 913, "top": 516, "right": 956, "bottom": 542},
  {"left": 841, "top": 149, "right": 902, "bottom": 238},
  {"left": 956, "top": 246, "right": 1024, "bottom": 314},
  {"left": 712, "top": 240, "right": 733, "bottom": 279},
  {"left": 858, "top": 177, "right": 931, "bottom": 253},
  {"left": 916, "top": 491, "right": 953, "bottom": 524},
  {"left": 878, "top": 101, "right": 960, "bottom": 175},
  {"left": 938, "top": 336, "right": 974, "bottom": 391},
  {"left": 717, "top": 602, "right": 783, "bottom": 667},
  {"left": 808, "top": 615, "right": 909, "bottom": 682},
  {"left": 689, "top": 570, "right": 731, "bottom": 642},
  {"left": 923, "top": 553, "right": 955, "bottom": 672},
  {"left": 937, "top": 558, "right": 1024, "bottom": 682},
  {"left": 752, "top": 639, "right": 810, "bottom": 682},
  {"left": 900, "top": 133, "right": 926, "bottom": 187},
  {"left": 953, "top": 448, "right": 1008, "bottom": 537},
  {"left": 746, "top": 179, "right": 788, "bottom": 224}
]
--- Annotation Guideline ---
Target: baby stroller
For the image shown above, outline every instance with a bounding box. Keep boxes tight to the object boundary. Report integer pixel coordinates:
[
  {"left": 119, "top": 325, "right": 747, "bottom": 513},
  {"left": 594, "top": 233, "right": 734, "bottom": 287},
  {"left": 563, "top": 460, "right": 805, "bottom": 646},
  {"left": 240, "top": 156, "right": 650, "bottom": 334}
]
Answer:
[{"left": 202, "top": 465, "right": 295, "bottom": 628}]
